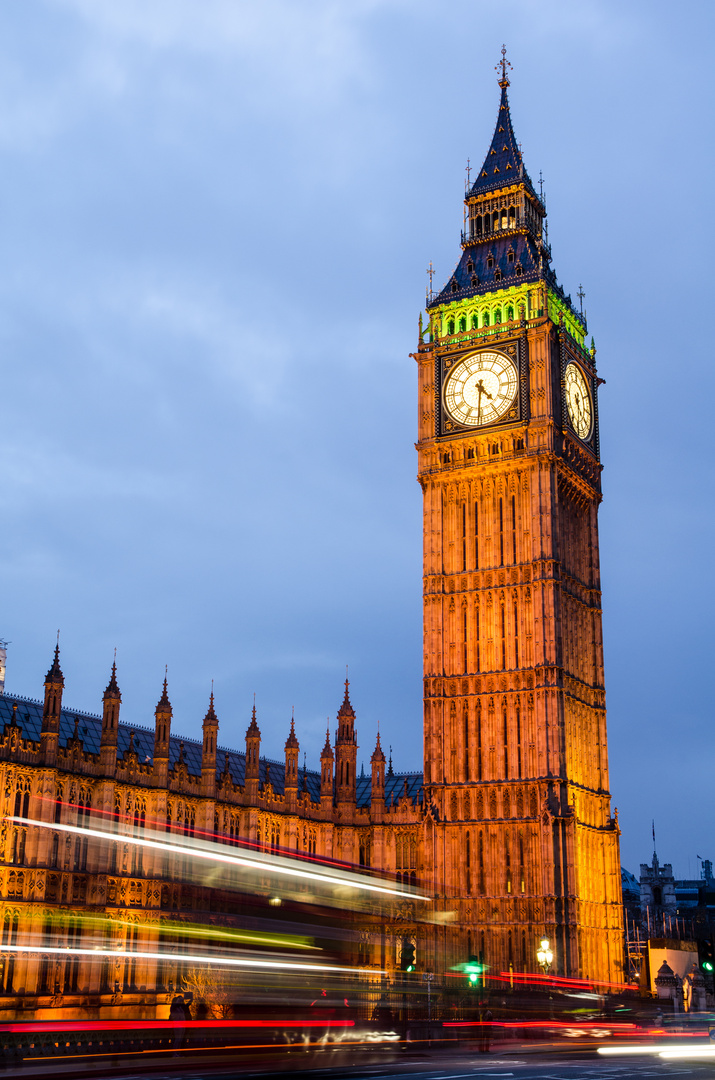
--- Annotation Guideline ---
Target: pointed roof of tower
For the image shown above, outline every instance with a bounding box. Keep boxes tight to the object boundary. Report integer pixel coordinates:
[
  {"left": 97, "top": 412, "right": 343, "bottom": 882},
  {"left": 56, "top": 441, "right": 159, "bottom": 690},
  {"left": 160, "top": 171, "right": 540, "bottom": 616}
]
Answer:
[
  {"left": 203, "top": 690, "right": 218, "bottom": 726},
  {"left": 246, "top": 702, "right": 260, "bottom": 737},
  {"left": 45, "top": 643, "right": 64, "bottom": 684},
  {"left": 371, "top": 729, "right": 385, "bottom": 764},
  {"left": 321, "top": 722, "right": 334, "bottom": 759},
  {"left": 337, "top": 678, "right": 355, "bottom": 719},
  {"left": 103, "top": 660, "right": 121, "bottom": 701},
  {"left": 469, "top": 51, "right": 538, "bottom": 201},
  {"left": 156, "top": 676, "right": 171, "bottom": 714},
  {"left": 285, "top": 713, "right": 299, "bottom": 750}
]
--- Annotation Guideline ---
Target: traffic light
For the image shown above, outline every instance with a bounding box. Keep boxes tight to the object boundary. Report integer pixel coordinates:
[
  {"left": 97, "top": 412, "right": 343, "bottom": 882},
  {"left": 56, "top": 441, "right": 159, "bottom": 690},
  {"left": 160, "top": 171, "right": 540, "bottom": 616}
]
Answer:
[
  {"left": 465, "top": 954, "right": 483, "bottom": 988},
  {"left": 698, "top": 937, "right": 714, "bottom": 975},
  {"left": 400, "top": 938, "right": 416, "bottom": 972}
]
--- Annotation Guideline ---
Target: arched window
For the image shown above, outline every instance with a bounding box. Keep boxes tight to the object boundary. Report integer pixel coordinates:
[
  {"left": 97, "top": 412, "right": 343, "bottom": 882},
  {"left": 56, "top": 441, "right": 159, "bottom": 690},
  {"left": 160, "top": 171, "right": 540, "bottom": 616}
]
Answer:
[
  {"left": 447, "top": 318, "right": 455, "bottom": 335},
  {"left": 471, "top": 313, "right": 478, "bottom": 329},
  {"left": 458, "top": 315, "right": 466, "bottom": 332},
  {"left": 509, "top": 206, "right": 516, "bottom": 226},
  {"left": 494, "top": 307, "right": 502, "bottom": 324},
  {"left": 482, "top": 310, "right": 489, "bottom": 327},
  {"left": 507, "top": 305, "right": 514, "bottom": 321}
]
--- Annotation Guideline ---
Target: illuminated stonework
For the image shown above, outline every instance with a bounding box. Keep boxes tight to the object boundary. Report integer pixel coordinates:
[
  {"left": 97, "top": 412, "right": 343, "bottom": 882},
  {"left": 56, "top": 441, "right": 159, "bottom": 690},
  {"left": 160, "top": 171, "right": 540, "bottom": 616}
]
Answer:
[
  {"left": 415, "top": 61, "right": 623, "bottom": 985},
  {"left": 0, "top": 60, "right": 623, "bottom": 1020}
]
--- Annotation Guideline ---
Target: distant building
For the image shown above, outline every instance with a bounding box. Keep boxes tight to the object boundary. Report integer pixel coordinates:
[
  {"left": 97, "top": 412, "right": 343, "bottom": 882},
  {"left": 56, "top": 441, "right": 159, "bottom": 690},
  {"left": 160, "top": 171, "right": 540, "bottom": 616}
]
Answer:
[{"left": 622, "top": 851, "right": 715, "bottom": 994}]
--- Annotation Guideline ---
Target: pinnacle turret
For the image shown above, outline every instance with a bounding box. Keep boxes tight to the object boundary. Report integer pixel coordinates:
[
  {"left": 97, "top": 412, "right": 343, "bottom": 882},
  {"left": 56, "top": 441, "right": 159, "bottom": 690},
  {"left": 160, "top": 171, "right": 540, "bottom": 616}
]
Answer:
[
  {"left": 156, "top": 676, "right": 171, "bottom": 714},
  {"left": 45, "top": 643, "right": 64, "bottom": 685},
  {"left": 371, "top": 729, "right": 386, "bottom": 763},
  {"left": 285, "top": 714, "right": 299, "bottom": 750},
  {"left": 246, "top": 702, "right": 260, "bottom": 737},
  {"left": 203, "top": 690, "right": 218, "bottom": 726},
  {"left": 104, "top": 660, "right": 121, "bottom": 701},
  {"left": 337, "top": 678, "right": 355, "bottom": 719}
]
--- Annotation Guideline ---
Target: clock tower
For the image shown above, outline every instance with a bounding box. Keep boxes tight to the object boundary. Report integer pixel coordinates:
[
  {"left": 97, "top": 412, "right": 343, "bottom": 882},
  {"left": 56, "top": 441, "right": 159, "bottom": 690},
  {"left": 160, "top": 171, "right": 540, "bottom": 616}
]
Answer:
[{"left": 416, "top": 54, "right": 623, "bottom": 983}]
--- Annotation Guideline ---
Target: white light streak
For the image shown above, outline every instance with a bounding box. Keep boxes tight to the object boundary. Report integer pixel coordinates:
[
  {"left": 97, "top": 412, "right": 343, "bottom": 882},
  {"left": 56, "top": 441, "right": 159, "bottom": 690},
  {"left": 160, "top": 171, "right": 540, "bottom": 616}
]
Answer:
[
  {"left": 598, "top": 1042, "right": 714, "bottom": 1058},
  {"left": 0, "top": 942, "right": 375, "bottom": 976},
  {"left": 598, "top": 1045, "right": 664, "bottom": 1055},
  {"left": 659, "top": 1046, "right": 715, "bottom": 1059},
  {"left": 9, "top": 817, "right": 429, "bottom": 902}
]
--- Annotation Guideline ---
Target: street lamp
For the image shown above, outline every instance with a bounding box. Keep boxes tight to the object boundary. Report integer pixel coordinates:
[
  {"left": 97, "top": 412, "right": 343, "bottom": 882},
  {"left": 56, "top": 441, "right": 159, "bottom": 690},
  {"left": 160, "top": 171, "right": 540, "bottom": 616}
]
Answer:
[{"left": 537, "top": 936, "right": 553, "bottom": 976}]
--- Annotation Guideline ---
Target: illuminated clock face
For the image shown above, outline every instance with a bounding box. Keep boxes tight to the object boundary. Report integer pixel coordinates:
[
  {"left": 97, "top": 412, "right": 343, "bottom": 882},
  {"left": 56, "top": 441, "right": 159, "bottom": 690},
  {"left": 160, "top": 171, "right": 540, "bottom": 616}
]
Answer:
[
  {"left": 564, "top": 363, "right": 592, "bottom": 440},
  {"left": 443, "top": 350, "right": 518, "bottom": 427}
]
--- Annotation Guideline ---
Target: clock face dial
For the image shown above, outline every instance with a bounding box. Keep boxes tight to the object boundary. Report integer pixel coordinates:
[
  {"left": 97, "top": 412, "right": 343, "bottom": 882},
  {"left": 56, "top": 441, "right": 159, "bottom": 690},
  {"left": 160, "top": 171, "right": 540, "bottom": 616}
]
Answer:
[
  {"left": 443, "top": 351, "right": 518, "bottom": 427},
  {"left": 564, "top": 363, "right": 592, "bottom": 440}
]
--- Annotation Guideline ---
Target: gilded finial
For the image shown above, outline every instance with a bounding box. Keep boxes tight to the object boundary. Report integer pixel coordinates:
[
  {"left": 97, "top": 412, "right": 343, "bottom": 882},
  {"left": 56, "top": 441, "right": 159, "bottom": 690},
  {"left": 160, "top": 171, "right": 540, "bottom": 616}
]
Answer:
[{"left": 496, "top": 44, "right": 512, "bottom": 87}]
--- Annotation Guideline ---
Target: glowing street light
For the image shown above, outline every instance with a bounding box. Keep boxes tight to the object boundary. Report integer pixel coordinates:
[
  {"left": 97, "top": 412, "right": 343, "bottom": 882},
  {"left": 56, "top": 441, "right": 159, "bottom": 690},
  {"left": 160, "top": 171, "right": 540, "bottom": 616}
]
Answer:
[{"left": 537, "top": 936, "right": 553, "bottom": 976}]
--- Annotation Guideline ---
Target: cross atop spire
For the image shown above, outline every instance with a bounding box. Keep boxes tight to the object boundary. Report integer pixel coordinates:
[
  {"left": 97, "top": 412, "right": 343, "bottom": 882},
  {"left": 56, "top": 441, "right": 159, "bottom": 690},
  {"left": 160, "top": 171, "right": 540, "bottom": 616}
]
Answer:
[{"left": 496, "top": 44, "right": 512, "bottom": 88}]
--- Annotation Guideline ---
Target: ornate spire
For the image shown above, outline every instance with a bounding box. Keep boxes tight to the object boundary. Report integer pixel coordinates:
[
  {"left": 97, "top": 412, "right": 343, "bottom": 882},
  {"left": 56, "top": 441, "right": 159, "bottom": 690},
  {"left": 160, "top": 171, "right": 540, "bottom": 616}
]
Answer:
[
  {"left": 469, "top": 56, "right": 534, "bottom": 199},
  {"left": 321, "top": 722, "right": 334, "bottom": 759},
  {"left": 371, "top": 729, "right": 386, "bottom": 764},
  {"left": 45, "top": 641, "right": 64, "bottom": 684},
  {"left": 203, "top": 689, "right": 218, "bottom": 725},
  {"left": 156, "top": 674, "right": 171, "bottom": 713},
  {"left": 246, "top": 700, "right": 260, "bottom": 737},
  {"left": 285, "top": 711, "right": 299, "bottom": 750},
  {"left": 104, "top": 658, "right": 121, "bottom": 701},
  {"left": 337, "top": 677, "right": 355, "bottom": 718}
]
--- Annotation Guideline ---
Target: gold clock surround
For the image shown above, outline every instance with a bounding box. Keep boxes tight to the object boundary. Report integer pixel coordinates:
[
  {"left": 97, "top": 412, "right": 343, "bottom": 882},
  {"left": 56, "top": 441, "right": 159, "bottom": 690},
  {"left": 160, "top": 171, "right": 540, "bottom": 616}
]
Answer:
[
  {"left": 564, "top": 362, "right": 592, "bottom": 440},
  {"left": 443, "top": 349, "right": 518, "bottom": 428}
]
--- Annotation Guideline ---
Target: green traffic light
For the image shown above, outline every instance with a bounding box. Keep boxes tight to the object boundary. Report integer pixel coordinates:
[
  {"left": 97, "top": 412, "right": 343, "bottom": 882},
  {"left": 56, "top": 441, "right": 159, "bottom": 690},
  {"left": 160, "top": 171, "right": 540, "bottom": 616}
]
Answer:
[
  {"left": 703, "top": 961, "right": 714, "bottom": 971},
  {"left": 469, "top": 972, "right": 478, "bottom": 983}
]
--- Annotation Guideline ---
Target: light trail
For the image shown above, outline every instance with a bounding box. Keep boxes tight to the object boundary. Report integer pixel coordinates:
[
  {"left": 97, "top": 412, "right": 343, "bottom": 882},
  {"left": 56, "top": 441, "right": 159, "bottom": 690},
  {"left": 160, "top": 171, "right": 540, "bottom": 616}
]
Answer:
[
  {"left": 0, "top": 1019, "right": 355, "bottom": 1033},
  {"left": 8, "top": 816, "right": 429, "bottom": 901},
  {"left": 0, "top": 942, "right": 378, "bottom": 976},
  {"left": 598, "top": 1038, "right": 706, "bottom": 1056},
  {"left": 46, "top": 911, "right": 317, "bottom": 952},
  {"left": 659, "top": 1046, "right": 715, "bottom": 1059}
]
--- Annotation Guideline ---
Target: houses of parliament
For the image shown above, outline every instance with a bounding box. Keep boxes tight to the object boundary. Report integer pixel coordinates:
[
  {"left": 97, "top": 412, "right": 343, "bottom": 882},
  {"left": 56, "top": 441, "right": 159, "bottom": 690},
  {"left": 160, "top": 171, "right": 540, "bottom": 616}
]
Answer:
[{"left": 0, "top": 58, "right": 623, "bottom": 1017}]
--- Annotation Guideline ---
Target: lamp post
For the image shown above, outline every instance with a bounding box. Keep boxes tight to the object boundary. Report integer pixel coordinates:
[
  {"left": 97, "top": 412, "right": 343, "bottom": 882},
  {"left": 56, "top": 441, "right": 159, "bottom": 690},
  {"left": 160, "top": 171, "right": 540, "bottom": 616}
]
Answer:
[
  {"left": 537, "top": 936, "right": 553, "bottom": 976},
  {"left": 537, "top": 936, "right": 554, "bottom": 1020}
]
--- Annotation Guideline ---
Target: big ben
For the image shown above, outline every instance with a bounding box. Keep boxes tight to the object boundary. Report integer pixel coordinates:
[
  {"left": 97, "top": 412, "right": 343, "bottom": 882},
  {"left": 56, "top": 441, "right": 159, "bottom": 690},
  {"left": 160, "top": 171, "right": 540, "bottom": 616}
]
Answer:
[{"left": 416, "top": 53, "right": 623, "bottom": 983}]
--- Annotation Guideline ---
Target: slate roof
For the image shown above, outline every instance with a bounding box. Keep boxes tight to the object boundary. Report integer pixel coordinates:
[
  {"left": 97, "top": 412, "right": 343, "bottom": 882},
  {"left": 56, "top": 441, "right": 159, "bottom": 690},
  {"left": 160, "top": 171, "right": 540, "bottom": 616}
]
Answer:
[
  {"left": 430, "top": 232, "right": 543, "bottom": 309},
  {"left": 0, "top": 692, "right": 424, "bottom": 811}
]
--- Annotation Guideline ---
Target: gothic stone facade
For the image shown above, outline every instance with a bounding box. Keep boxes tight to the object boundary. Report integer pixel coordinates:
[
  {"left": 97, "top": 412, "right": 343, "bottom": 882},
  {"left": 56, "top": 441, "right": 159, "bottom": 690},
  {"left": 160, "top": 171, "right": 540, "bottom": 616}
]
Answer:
[{"left": 0, "top": 67, "right": 624, "bottom": 1017}]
